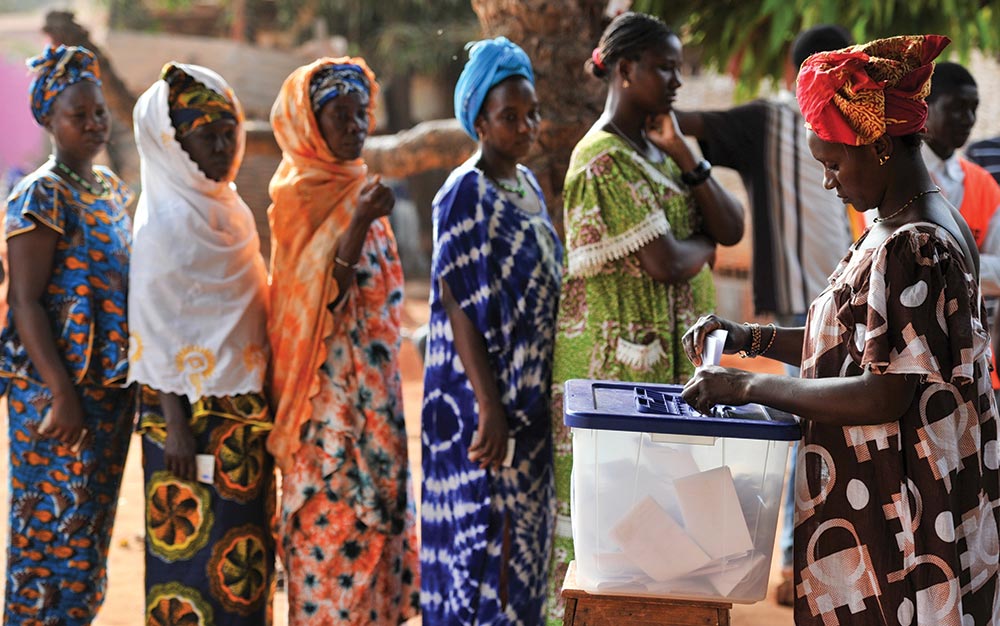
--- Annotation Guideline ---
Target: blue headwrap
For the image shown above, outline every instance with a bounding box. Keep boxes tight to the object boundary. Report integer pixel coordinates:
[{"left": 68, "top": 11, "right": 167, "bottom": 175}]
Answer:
[
  {"left": 27, "top": 45, "right": 102, "bottom": 125},
  {"left": 454, "top": 37, "right": 534, "bottom": 140},
  {"left": 309, "top": 63, "right": 371, "bottom": 113}
]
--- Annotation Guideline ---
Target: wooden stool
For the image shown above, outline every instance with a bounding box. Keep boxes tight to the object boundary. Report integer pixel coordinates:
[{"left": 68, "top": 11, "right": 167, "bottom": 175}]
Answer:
[{"left": 561, "top": 561, "right": 732, "bottom": 625}]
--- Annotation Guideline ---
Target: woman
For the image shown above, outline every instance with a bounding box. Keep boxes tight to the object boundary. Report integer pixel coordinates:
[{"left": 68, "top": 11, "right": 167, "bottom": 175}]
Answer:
[
  {"left": 683, "top": 35, "right": 1000, "bottom": 624},
  {"left": 266, "top": 58, "right": 420, "bottom": 625},
  {"left": 129, "top": 62, "right": 274, "bottom": 625},
  {"left": 1, "top": 45, "right": 134, "bottom": 624},
  {"left": 422, "top": 37, "right": 562, "bottom": 625},
  {"left": 547, "top": 12, "right": 744, "bottom": 620}
]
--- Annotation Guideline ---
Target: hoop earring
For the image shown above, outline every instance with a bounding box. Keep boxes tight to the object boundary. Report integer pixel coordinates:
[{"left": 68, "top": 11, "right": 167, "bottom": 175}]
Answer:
[
  {"left": 622, "top": 79, "right": 630, "bottom": 89},
  {"left": 879, "top": 154, "right": 890, "bottom": 166}
]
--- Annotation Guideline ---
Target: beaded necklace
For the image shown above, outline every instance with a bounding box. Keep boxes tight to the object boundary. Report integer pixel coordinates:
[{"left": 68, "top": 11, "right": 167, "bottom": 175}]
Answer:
[
  {"left": 493, "top": 172, "right": 526, "bottom": 198},
  {"left": 54, "top": 160, "right": 109, "bottom": 196}
]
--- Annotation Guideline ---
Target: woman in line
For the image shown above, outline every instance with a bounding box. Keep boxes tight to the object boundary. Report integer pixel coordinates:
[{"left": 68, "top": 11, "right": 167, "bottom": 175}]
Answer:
[
  {"left": 2, "top": 45, "right": 134, "bottom": 624},
  {"left": 267, "top": 58, "right": 420, "bottom": 625},
  {"left": 547, "top": 12, "right": 744, "bottom": 621},
  {"left": 683, "top": 35, "right": 1000, "bottom": 624},
  {"left": 129, "top": 62, "right": 274, "bottom": 625},
  {"left": 422, "top": 37, "right": 562, "bottom": 625}
]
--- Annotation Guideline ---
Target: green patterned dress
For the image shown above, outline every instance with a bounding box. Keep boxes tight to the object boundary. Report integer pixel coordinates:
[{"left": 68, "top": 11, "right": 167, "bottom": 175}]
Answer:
[{"left": 546, "top": 130, "right": 715, "bottom": 623}]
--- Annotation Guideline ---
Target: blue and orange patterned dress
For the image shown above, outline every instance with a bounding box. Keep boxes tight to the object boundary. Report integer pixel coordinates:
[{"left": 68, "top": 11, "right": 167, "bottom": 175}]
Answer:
[
  {"left": 1, "top": 163, "right": 134, "bottom": 625},
  {"left": 421, "top": 163, "right": 563, "bottom": 625}
]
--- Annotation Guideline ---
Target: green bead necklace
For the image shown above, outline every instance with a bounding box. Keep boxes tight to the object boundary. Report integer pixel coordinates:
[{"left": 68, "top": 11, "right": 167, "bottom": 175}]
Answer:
[
  {"left": 54, "top": 160, "right": 109, "bottom": 196},
  {"left": 494, "top": 173, "right": 526, "bottom": 198}
]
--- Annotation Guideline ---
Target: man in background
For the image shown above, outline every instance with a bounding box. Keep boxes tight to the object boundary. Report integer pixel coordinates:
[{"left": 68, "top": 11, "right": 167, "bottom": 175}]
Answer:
[{"left": 674, "top": 24, "right": 856, "bottom": 605}]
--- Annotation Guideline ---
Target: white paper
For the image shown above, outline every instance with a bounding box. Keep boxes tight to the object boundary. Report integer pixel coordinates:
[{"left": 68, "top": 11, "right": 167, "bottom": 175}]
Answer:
[
  {"left": 502, "top": 437, "right": 515, "bottom": 467},
  {"left": 195, "top": 454, "right": 215, "bottom": 484},
  {"left": 706, "top": 551, "right": 767, "bottom": 596},
  {"left": 698, "top": 329, "right": 728, "bottom": 370},
  {"left": 609, "top": 495, "right": 711, "bottom": 581},
  {"left": 674, "top": 466, "right": 754, "bottom": 559}
]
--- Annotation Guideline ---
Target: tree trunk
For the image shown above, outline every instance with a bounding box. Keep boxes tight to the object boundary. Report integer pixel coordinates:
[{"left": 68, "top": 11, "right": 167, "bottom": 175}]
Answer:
[
  {"left": 471, "top": 0, "right": 608, "bottom": 237},
  {"left": 364, "top": 119, "right": 476, "bottom": 178}
]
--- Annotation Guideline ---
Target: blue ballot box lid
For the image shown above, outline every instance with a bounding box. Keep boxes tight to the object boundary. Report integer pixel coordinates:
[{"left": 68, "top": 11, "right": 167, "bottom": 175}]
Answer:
[{"left": 563, "top": 379, "right": 801, "bottom": 441}]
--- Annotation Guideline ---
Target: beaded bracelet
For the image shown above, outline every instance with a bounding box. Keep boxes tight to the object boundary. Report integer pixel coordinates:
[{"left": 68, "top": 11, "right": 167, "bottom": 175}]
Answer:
[
  {"left": 741, "top": 323, "right": 777, "bottom": 358},
  {"left": 739, "top": 322, "right": 761, "bottom": 358},
  {"left": 759, "top": 323, "right": 777, "bottom": 356}
]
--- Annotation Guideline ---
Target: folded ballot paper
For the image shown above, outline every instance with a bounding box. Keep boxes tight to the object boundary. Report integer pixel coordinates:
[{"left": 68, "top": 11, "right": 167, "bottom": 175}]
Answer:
[
  {"left": 609, "top": 464, "right": 759, "bottom": 595},
  {"left": 698, "top": 329, "right": 727, "bottom": 370}
]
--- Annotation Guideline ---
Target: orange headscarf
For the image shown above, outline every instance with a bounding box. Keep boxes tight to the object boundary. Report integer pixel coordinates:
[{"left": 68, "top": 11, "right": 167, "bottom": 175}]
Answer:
[
  {"left": 266, "top": 57, "right": 379, "bottom": 472},
  {"left": 797, "top": 35, "right": 950, "bottom": 146}
]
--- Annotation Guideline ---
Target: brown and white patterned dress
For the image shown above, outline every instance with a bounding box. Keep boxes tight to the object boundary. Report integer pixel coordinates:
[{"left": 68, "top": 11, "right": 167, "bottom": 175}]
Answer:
[{"left": 796, "top": 222, "right": 1000, "bottom": 625}]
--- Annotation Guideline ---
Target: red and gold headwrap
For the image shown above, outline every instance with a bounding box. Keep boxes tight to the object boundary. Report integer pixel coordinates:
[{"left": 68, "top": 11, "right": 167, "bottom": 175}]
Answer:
[{"left": 796, "top": 34, "right": 950, "bottom": 146}]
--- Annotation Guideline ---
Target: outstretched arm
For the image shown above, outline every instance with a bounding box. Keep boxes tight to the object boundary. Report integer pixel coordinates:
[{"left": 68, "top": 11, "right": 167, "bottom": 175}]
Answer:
[{"left": 682, "top": 366, "right": 918, "bottom": 426}]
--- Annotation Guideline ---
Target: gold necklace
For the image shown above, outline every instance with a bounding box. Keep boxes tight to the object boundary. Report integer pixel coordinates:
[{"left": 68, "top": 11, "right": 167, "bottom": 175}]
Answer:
[{"left": 872, "top": 187, "right": 940, "bottom": 223}]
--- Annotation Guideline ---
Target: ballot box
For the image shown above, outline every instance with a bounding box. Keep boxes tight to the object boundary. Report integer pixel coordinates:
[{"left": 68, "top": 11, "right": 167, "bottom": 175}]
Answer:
[{"left": 564, "top": 378, "right": 800, "bottom": 603}]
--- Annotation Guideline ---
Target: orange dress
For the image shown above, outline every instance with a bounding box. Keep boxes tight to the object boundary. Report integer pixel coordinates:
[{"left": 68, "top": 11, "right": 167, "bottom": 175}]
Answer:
[{"left": 266, "top": 58, "right": 419, "bottom": 625}]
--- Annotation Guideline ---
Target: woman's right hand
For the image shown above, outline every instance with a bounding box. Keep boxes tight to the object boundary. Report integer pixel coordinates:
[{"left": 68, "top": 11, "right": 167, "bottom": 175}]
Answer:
[
  {"left": 164, "top": 421, "right": 198, "bottom": 482},
  {"left": 682, "top": 314, "right": 749, "bottom": 367},
  {"left": 353, "top": 175, "right": 395, "bottom": 228},
  {"left": 41, "top": 390, "right": 86, "bottom": 448}
]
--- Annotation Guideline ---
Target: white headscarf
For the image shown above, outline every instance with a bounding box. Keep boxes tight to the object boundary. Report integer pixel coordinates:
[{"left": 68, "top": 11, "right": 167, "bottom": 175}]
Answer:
[{"left": 128, "top": 63, "right": 269, "bottom": 401}]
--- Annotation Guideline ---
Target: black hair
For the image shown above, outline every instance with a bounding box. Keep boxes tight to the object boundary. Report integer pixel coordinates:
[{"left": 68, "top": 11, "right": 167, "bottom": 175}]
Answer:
[
  {"left": 897, "top": 133, "right": 924, "bottom": 150},
  {"left": 791, "top": 24, "right": 853, "bottom": 69},
  {"left": 928, "top": 61, "right": 977, "bottom": 103},
  {"left": 587, "top": 12, "right": 676, "bottom": 79}
]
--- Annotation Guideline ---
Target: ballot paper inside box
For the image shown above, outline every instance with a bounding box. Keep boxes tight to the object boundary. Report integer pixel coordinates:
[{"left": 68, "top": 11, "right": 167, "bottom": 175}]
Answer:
[{"left": 564, "top": 379, "right": 801, "bottom": 604}]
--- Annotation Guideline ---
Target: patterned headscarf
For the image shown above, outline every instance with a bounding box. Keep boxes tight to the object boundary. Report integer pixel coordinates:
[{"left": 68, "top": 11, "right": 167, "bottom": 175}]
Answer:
[
  {"left": 454, "top": 37, "right": 534, "bottom": 140},
  {"left": 162, "top": 62, "right": 237, "bottom": 137},
  {"left": 27, "top": 45, "right": 102, "bottom": 125},
  {"left": 309, "top": 63, "right": 371, "bottom": 113},
  {"left": 797, "top": 34, "right": 950, "bottom": 146}
]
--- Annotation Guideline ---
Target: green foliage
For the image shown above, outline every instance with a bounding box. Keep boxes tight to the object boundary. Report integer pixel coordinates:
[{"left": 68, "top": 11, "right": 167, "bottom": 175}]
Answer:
[{"left": 634, "top": 0, "right": 1000, "bottom": 98}]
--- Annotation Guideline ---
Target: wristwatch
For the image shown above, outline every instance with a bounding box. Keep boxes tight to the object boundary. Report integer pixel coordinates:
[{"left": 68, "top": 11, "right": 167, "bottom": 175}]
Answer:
[{"left": 681, "top": 159, "right": 712, "bottom": 186}]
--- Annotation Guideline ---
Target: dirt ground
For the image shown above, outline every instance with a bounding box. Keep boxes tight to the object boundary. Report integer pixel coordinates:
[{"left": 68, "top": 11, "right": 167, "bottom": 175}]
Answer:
[{"left": 0, "top": 283, "right": 794, "bottom": 625}]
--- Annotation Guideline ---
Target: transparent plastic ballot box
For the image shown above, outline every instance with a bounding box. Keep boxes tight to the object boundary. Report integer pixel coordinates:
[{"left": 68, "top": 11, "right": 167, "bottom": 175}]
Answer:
[{"left": 563, "top": 378, "right": 801, "bottom": 603}]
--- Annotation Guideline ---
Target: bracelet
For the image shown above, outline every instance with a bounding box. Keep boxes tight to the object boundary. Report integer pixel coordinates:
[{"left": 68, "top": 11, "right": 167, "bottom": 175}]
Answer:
[
  {"left": 739, "top": 322, "right": 761, "bottom": 359},
  {"left": 334, "top": 255, "right": 357, "bottom": 270},
  {"left": 759, "top": 323, "right": 777, "bottom": 356}
]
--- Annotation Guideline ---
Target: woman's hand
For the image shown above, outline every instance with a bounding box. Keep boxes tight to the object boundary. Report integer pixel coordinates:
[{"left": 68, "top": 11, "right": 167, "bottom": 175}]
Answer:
[
  {"left": 682, "top": 314, "right": 749, "bottom": 367},
  {"left": 468, "top": 402, "right": 509, "bottom": 471},
  {"left": 159, "top": 391, "right": 197, "bottom": 482},
  {"left": 353, "top": 175, "right": 395, "bottom": 229},
  {"left": 164, "top": 421, "right": 198, "bottom": 482},
  {"left": 40, "top": 390, "right": 86, "bottom": 448},
  {"left": 681, "top": 366, "right": 754, "bottom": 415},
  {"left": 646, "top": 112, "right": 691, "bottom": 166}
]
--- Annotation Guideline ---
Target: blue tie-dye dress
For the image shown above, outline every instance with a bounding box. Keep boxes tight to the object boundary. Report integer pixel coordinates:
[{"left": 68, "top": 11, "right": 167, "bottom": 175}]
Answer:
[{"left": 421, "top": 162, "right": 563, "bottom": 625}]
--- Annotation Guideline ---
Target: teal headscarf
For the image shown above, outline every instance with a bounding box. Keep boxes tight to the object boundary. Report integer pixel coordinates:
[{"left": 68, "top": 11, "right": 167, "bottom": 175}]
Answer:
[{"left": 454, "top": 37, "right": 534, "bottom": 140}]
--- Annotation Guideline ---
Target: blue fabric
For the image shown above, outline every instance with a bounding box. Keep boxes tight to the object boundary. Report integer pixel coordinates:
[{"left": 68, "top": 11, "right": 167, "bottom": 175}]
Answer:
[
  {"left": 453, "top": 37, "right": 534, "bottom": 140},
  {"left": 4, "top": 380, "right": 134, "bottom": 624},
  {"left": 1, "top": 165, "right": 133, "bottom": 395},
  {"left": 309, "top": 63, "right": 370, "bottom": 112},
  {"left": 27, "top": 45, "right": 102, "bottom": 125},
  {"left": 421, "top": 163, "right": 562, "bottom": 625}
]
